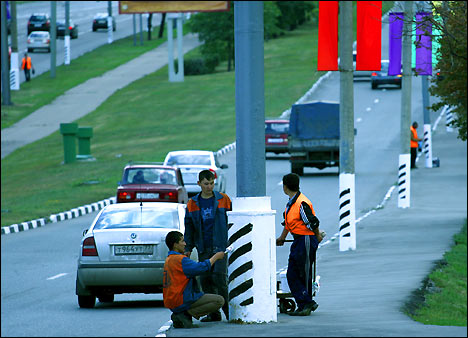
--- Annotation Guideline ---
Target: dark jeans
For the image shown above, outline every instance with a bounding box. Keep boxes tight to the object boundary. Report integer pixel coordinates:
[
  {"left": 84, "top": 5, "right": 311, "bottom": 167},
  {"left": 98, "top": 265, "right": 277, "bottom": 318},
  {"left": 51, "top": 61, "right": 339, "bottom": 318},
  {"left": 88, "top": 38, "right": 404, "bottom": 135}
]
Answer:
[
  {"left": 287, "top": 234, "right": 318, "bottom": 310},
  {"left": 411, "top": 147, "right": 418, "bottom": 168},
  {"left": 198, "top": 251, "right": 229, "bottom": 318},
  {"left": 24, "top": 69, "right": 31, "bottom": 81}
]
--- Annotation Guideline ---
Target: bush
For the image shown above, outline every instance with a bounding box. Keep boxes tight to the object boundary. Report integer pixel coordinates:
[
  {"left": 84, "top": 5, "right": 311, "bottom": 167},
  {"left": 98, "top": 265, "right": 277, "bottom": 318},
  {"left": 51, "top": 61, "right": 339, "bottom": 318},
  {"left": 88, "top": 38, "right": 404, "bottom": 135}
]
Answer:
[{"left": 175, "top": 55, "right": 220, "bottom": 75}]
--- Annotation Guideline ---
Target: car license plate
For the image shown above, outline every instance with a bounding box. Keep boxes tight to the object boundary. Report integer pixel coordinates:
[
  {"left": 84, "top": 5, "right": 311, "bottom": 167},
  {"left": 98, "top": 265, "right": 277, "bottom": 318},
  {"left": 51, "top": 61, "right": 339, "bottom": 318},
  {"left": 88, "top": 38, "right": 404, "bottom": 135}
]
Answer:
[
  {"left": 114, "top": 245, "right": 153, "bottom": 255},
  {"left": 35, "top": 24, "right": 42, "bottom": 27},
  {"left": 268, "top": 138, "right": 284, "bottom": 143},
  {"left": 136, "top": 193, "right": 159, "bottom": 199}
]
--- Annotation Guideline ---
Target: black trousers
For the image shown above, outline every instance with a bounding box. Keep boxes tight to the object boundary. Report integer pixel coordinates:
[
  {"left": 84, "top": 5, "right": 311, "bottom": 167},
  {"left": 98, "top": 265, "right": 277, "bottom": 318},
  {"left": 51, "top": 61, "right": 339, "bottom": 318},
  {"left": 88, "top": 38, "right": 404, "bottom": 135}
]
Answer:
[
  {"left": 411, "top": 147, "right": 418, "bottom": 168},
  {"left": 24, "top": 69, "right": 31, "bottom": 81}
]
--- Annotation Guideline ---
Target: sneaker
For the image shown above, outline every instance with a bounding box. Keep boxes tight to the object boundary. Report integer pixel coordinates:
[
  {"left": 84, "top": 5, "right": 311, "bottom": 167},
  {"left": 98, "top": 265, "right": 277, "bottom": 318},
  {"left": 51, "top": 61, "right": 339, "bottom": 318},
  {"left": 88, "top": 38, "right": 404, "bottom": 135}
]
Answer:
[
  {"left": 171, "top": 312, "right": 193, "bottom": 328},
  {"left": 288, "top": 301, "right": 318, "bottom": 316},
  {"left": 200, "top": 311, "right": 222, "bottom": 322}
]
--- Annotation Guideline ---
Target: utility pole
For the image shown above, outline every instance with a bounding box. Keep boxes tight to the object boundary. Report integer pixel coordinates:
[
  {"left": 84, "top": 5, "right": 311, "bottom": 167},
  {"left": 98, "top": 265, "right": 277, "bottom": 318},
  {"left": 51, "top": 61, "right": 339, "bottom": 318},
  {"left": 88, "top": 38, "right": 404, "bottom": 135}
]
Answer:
[
  {"left": 9, "top": 1, "right": 19, "bottom": 90},
  {"left": 398, "top": 1, "right": 413, "bottom": 208},
  {"left": 50, "top": 1, "right": 56, "bottom": 78},
  {"left": 132, "top": 14, "right": 136, "bottom": 46},
  {"left": 107, "top": 1, "right": 113, "bottom": 44},
  {"left": 64, "top": 1, "right": 70, "bottom": 65},
  {"left": 1, "top": 1, "right": 12, "bottom": 105},
  {"left": 338, "top": 1, "right": 356, "bottom": 251}
]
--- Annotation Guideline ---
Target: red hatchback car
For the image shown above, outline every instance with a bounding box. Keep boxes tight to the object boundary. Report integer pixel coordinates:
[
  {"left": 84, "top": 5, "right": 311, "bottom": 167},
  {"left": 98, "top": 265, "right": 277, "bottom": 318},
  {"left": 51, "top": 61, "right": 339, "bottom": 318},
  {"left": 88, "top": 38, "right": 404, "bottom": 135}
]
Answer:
[
  {"left": 116, "top": 163, "right": 188, "bottom": 204},
  {"left": 265, "top": 119, "right": 289, "bottom": 154}
]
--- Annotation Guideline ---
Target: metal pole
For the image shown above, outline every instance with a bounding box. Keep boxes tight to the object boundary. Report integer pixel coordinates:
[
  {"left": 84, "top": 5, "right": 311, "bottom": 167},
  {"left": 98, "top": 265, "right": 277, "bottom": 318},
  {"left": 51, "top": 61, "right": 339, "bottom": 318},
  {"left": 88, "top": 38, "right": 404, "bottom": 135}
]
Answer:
[
  {"left": 139, "top": 14, "right": 143, "bottom": 45},
  {"left": 10, "top": 1, "right": 19, "bottom": 90},
  {"left": 50, "top": 1, "right": 56, "bottom": 78},
  {"left": 107, "top": 1, "right": 113, "bottom": 44},
  {"left": 398, "top": 1, "right": 413, "bottom": 208},
  {"left": 64, "top": 1, "right": 70, "bottom": 65},
  {"left": 1, "top": 1, "right": 12, "bottom": 105},
  {"left": 133, "top": 14, "right": 136, "bottom": 46},
  {"left": 422, "top": 75, "right": 432, "bottom": 167},
  {"left": 338, "top": 1, "right": 356, "bottom": 251},
  {"left": 234, "top": 1, "right": 265, "bottom": 197}
]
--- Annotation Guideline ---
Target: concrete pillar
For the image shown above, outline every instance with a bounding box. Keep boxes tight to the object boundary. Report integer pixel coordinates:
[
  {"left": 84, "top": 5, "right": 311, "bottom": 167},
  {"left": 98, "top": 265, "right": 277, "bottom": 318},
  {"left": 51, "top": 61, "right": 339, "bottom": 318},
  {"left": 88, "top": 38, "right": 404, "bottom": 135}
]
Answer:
[{"left": 227, "top": 197, "right": 276, "bottom": 323}]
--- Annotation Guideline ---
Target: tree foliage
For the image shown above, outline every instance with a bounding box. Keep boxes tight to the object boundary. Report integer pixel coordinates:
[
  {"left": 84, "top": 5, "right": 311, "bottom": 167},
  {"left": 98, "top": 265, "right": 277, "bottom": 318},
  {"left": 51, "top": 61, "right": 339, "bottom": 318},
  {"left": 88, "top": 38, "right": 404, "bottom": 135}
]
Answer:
[
  {"left": 187, "top": 1, "right": 316, "bottom": 72},
  {"left": 427, "top": 1, "right": 467, "bottom": 141}
]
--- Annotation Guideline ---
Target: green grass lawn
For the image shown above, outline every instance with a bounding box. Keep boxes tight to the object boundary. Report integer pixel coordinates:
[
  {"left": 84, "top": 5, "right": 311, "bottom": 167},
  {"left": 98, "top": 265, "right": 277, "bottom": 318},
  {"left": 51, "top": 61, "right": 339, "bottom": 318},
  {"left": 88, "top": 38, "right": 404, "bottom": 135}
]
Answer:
[{"left": 404, "top": 222, "right": 467, "bottom": 326}]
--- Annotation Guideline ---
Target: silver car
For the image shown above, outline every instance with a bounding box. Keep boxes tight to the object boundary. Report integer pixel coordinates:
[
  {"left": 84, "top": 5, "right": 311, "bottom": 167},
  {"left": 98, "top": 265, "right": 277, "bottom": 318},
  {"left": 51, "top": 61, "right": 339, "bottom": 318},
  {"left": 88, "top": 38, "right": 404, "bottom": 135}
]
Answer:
[
  {"left": 163, "top": 150, "right": 228, "bottom": 196},
  {"left": 27, "top": 31, "right": 51, "bottom": 53},
  {"left": 76, "top": 202, "right": 193, "bottom": 308}
]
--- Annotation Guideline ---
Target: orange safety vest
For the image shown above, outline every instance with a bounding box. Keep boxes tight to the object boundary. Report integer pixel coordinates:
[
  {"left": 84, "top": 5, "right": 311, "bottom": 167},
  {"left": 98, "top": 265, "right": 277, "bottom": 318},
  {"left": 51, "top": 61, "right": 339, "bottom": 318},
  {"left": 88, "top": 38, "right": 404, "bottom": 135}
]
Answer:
[
  {"left": 284, "top": 193, "right": 316, "bottom": 236},
  {"left": 410, "top": 126, "right": 419, "bottom": 148},
  {"left": 163, "top": 254, "right": 189, "bottom": 310},
  {"left": 21, "top": 57, "right": 32, "bottom": 70}
]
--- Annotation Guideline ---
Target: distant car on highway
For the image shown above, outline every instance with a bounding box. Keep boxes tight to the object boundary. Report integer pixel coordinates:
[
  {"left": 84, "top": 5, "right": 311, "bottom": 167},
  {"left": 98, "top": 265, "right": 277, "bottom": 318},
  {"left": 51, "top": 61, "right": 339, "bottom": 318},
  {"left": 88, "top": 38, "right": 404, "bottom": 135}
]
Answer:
[
  {"left": 92, "top": 13, "right": 116, "bottom": 32},
  {"left": 27, "top": 13, "right": 50, "bottom": 35},
  {"left": 56, "top": 20, "right": 79, "bottom": 39},
  {"left": 371, "top": 60, "right": 402, "bottom": 89},
  {"left": 76, "top": 202, "right": 194, "bottom": 308},
  {"left": 265, "top": 119, "right": 289, "bottom": 154},
  {"left": 27, "top": 31, "right": 51, "bottom": 53},
  {"left": 116, "top": 162, "right": 188, "bottom": 204},
  {"left": 163, "top": 150, "right": 228, "bottom": 196}
]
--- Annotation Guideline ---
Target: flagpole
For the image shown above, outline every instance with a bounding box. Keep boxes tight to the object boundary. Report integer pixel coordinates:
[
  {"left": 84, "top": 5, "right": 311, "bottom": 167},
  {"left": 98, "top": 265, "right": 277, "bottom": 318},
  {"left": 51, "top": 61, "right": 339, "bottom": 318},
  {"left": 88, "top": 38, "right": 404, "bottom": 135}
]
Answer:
[
  {"left": 398, "top": 1, "right": 413, "bottom": 209},
  {"left": 338, "top": 1, "right": 356, "bottom": 251}
]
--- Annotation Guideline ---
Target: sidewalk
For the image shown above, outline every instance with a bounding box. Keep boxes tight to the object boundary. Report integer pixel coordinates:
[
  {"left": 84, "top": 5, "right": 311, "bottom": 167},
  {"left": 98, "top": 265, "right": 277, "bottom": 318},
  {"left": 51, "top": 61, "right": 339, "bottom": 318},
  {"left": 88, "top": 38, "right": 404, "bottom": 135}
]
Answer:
[
  {"left": 1, "top": 33, "right": 201, "bottom": 159},
  {"left": 166, "top": 128, "right": 467, "bottom": 336}
]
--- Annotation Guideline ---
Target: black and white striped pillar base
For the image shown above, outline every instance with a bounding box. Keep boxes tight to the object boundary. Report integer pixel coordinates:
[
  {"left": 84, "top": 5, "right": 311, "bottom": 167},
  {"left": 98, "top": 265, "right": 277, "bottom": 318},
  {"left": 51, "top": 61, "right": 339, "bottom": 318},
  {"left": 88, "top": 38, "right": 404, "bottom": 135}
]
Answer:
[
  {"left": 64, "top": 36, "right": 70, "bottom": 65},
  {"left": 398, "top": 154, "right": 411, "bottom": 208},
  {"left": 339, "top": 173, "right": 356, "bottom": 251},
  {"left": 227, "top": 197, "right": 277, "bottom": 323},
  {"left": 423, "top": 124, "right": 433, "bottom": 168},
  {"left": 446, "top": 106, "right": 454, "bottom": 132}
]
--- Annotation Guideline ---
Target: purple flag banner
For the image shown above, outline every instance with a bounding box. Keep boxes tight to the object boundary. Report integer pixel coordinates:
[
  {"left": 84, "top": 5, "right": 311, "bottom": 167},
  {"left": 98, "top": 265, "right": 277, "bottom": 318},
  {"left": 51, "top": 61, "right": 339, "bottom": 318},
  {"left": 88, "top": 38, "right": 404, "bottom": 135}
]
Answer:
[
  {"left": 388, "top": 12, "right": 403, "bottom": 76},
  {"left": 415, "top": 12, "right": 432, "bottom": 75}
]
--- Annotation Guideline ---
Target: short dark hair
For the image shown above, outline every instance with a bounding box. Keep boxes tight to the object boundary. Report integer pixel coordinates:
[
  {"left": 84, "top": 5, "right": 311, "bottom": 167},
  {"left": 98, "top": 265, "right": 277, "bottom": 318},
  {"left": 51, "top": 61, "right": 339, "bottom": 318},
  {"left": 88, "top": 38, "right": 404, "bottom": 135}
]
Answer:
[
  {"left": 165, "top": 231, "right": 183, "bottom": 250},
  {"left": 412, "top": 121, "right": 418, "bottom": 128},
  {"left": 283, "top": 173, "right": 300, "bottom": 192},
  {"left": 198, "top": 169, "right": 215, "bottom": 182}
]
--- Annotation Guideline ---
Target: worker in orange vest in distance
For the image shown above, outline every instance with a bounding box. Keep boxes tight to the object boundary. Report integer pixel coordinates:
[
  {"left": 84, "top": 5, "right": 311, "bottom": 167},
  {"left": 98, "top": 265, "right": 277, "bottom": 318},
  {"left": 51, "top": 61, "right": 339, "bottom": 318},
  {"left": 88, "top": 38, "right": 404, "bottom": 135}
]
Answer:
[
  {"left": 410, "top": 121, "right": 422, "bottom": 169},
  {"left": 21, "top": 53, "right": 35, "bottom": 82}
]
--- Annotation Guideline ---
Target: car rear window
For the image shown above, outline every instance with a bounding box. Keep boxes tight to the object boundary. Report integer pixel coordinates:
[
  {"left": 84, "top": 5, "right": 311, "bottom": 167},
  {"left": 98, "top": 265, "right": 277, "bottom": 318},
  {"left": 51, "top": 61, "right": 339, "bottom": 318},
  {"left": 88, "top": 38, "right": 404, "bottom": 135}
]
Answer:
[
  {"left": 266, "top": 123, "right": 289, "bottom": 134},
  {"left": 123, "top": 168, "right": 176, "bottom": 185},
  {"left": 166, "top": 154, "right": 211, "bottom": 166},
  {"left": 94, "top": 207, "right": 180, "bottom": 229},
  {"left": 30, "top": 32, "right": 47, "bottom": 38},
  {"left": 31, "top": 15, "right": 47, "bottom": 21}
]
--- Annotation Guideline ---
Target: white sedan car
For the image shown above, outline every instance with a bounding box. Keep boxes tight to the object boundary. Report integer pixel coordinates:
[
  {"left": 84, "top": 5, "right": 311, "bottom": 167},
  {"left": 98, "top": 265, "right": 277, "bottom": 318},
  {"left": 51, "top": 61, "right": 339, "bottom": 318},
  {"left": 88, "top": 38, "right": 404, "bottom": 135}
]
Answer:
[
  {"left": 76, "top": 202, "right": 195, "bottom": 308},
  {"left": 163, "top": 150, "right": 228, "bottom": 196},
  {"left": 27, "top": 31, "right": 51, "bottom": 53}
]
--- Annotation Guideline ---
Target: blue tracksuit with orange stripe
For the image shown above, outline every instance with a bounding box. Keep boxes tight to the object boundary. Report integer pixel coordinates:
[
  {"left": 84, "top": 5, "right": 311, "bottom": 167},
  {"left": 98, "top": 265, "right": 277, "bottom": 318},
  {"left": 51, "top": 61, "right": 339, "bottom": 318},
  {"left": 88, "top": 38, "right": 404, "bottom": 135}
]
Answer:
[{"left": 184, "top": 191, "right": 232, "bottom": 254}]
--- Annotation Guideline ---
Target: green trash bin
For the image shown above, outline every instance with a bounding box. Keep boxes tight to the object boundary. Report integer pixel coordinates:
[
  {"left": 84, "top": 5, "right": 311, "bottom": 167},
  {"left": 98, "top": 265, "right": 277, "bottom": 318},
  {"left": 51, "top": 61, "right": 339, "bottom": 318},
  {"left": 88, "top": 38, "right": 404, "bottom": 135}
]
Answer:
[
  {"left": 76, "top": 127, "right": 94, "bottom": 161},
  {"left": 60, "top": 123, "right": 78, "bottom": 164}
]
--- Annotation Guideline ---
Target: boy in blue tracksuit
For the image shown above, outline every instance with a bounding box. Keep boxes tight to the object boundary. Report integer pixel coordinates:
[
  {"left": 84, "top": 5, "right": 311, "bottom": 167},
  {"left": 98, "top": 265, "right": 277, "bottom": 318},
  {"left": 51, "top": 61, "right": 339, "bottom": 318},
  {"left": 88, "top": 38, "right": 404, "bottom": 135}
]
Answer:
[{"left": 163, "top": 231, "right": 225, "bottom": 328}]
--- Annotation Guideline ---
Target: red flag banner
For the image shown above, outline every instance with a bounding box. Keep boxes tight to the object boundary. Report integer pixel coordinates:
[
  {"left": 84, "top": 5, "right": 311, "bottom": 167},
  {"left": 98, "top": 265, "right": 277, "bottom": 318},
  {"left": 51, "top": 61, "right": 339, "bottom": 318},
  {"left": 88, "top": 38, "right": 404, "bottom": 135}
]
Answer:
[
  {"left": 317, "top": 1, "right": 338, "bottom": 71},
  {"left": 356, "top": 1, "right": 382, "bottom": 71}
]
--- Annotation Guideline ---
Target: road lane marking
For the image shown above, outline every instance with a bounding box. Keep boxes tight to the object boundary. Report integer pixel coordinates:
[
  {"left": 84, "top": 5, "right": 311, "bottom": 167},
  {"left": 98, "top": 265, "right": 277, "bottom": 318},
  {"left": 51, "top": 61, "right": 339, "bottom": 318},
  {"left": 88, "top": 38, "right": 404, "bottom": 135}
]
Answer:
[
  {"left": 366, "top": 107, "right": 371, "bottom": 112},
  {"left": 47, "top": 273, "right": 68, "bottom": 280},
  {"left": 374, "top": 99, "right": 379, "bottom": 104},
  {"left": 356, "top": 118, "right": 362, "bottom": 123}
]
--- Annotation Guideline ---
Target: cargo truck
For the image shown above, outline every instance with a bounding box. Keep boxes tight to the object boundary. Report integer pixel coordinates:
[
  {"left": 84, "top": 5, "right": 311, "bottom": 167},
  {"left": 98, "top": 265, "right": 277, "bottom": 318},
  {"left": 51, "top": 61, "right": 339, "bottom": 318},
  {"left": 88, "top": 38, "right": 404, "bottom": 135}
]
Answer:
[{"left": 288, "top": 101, "right": 340, "bottom": 175}]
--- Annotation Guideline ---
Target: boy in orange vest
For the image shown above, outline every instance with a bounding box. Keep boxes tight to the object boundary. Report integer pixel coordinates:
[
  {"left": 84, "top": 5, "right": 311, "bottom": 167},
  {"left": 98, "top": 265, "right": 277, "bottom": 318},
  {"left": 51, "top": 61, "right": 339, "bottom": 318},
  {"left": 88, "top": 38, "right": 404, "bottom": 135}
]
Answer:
[
  {"left": 410, "top": 121, "right": 422, "bottom": 169},
  {"left": 277, "top": 173, "right": 325, "bottom": 316},
  {"left": 21, "top": 53, "right": 34, "bottom": 82},
  {"left": 163, "top": 230, "right": 225, "bottom": 328}
]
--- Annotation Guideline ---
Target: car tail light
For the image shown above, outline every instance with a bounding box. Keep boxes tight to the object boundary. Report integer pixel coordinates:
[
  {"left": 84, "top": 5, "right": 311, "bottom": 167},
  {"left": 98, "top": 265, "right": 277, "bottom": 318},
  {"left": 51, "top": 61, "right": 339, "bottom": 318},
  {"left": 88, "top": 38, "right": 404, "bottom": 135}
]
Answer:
[
  {"left": 46, "top": 39, "right": 50, "bottom": 43},
  {"left": 397, "top": 74, "right": 402, "bottom": 77},
  {"left": 371, "top": 72, "right": 377, "bottom": 76},
  {"left": 69, "top": 26, "right": 73, "bottom": 30},
  {"left": 162, "top": 191, "right": 178, "bottom": 201},
  {"left": 82, "top": 237, "right": 98, "bottom": 256},
  {"left": 209, "top": 168, "right": 218, "bottom": 179},
  {"left": 27, "top": 39, "right": 31, "bottom": 43},
  {"left": 118, "top": 191, "right": 134, "bottom": 201}
]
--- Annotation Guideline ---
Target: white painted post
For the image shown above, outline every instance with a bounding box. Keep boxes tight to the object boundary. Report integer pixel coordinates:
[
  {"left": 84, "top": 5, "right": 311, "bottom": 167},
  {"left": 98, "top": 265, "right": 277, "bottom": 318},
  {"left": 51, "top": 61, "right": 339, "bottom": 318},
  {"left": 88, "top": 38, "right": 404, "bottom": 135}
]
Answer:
[
  {"left": 107, "top": 16, "right": 113, "bottom": 44},
  {"left": 9, "top": 52, "right": 19, "bottom": 90},
  {"left": 446, "top": 107, "right": 454, "bottom": 132},
  {"left": 227, "top": 197, "right": 276, "bottom": 323},
  {"left": 339, "top": 173, "right": 356, "bottom": 251},
  {"left": 64, "top": 35, "right": 70, "bottom": 65},
  {"left": 423, "top": 124, "right": 433, "bottom": 168},
  {"left": 398, "top": 154, "right": 411, "bottom": 208}
]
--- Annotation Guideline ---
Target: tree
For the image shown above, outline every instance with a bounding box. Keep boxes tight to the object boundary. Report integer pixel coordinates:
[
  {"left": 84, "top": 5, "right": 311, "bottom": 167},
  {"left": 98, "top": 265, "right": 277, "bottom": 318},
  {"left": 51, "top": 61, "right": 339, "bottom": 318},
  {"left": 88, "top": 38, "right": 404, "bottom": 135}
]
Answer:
[{"left": 427, "top": 1, "right": 467, "bottom": 141}]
